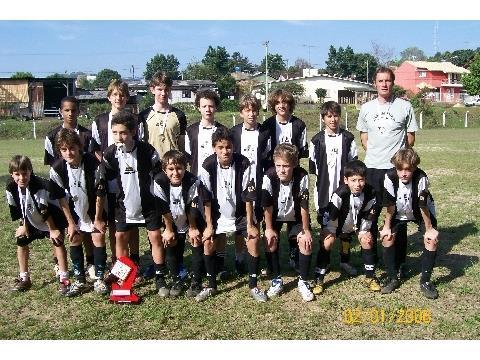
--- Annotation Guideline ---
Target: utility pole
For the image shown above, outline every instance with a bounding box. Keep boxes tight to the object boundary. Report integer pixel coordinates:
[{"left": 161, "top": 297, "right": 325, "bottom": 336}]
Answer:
[
  {"left": 131, "top": 65, "right": 135, "bottom": 80},
  {"left": 366, "top": 59, "right": 369, "bottom": 83},
  {"left": 263, "top": 41, "right": 270, "bottom": 110}
]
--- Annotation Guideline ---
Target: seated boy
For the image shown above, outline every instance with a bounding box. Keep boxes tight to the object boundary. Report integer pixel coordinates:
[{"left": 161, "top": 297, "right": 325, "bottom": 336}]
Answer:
[
  {"left": 262, "top": 143, "right": 314, "bottom": 302},
  {"left": 153, "top": 150, "right": 212, "bottom": 298},
  {"left": 309, "top": 101, "right": 359, "bottom": 277},
  {"left": 380, "top": 148, "right": 439, "bottom": 299},
  {"left": 231, "top": 94, "right": 271, "bottom": 275},
  {"left": 99, "top": 110, "right": 168, "bottom": 295},
  {"left": 49, "top": 128, "right": 109, "bottom": 297},
  {"left": 6, "top": 155, "right": 70, "bottom": 295},
  {"left": 263, "top": 89, "right": 308, "bottom": 271},
  {"left": 198, "top": 128, "right": 264, "bottom": 302},
  {"left": 313, "top": 160, "right": 380, "bottom": 294}
]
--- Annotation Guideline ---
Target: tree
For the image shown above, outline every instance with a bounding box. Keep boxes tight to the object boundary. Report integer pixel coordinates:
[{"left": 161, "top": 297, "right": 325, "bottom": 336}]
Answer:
[
  {"left": 258, "top": 53, "right": 287, "bottom": 79},
  {"left": 287, "top": 58, "right": 312, "bottom": 78},
  {"left": 202, "top": 46, "right": 231, "bottom": 78},
  {"left": 216, "top": 74, "right": 237, "bottom": 100},
  {"left": 144, "top": 53, "right": 180, "bottom": 81},
  {"left": 429, "top": 49, "right": 479, "bottom": 68},
  {"left": 325, "top": 45, "right": 378, "bottom": 82},
  {"left": 229, "top": 51, "right": 255, "bottom": 73},
  {"left": 315, "top": 88, "right": 327, "bottom": 103},
  {"left": 270, "top": 82, "right": 305, "bottom": 98},
  {"left": 46, "top": 73, "right": 66, "bottom": 79},
  {"left": 370, "top": 41, "right": 394, "bottom": 66},
  {"left": 183, "top": 62, "right": 214, "bottom": 80},
  {"left": 93, "top": 69, "right": 121, "bottom": 89},
  {"left": 399, "top": 47, "right": 427, "bottom": 62},
  {"left": 77, "top": 75, "right": 95, "bottom": 90},
  {"left": 10, "top": 72, "right": 33, "bottom": 79},
  {"left": 462, "top": 53, "right": 480, "bottom": 96}
]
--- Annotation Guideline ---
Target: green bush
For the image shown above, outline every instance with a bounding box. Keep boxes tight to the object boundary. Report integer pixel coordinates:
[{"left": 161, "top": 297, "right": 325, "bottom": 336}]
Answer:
[
  {"left": 86, "top": 102, "right": 111, "bottom": 120},
  {"left": 219, "top": 99, "right": 239, "bottom": 112},
  {"left": 172, "top": 102, "right": 197, "bottom": 113}
]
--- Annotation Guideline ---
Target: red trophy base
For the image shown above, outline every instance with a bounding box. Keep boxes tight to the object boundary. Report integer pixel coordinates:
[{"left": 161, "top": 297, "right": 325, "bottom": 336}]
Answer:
[{"left": 109, "top": 256, "right": 141, "bottom": 304}]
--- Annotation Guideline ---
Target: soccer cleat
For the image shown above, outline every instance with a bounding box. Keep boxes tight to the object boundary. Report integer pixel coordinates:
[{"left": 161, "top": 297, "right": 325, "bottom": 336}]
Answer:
[
  {"left": 58, "top": 279, "right": 71, "bottom": 296},
  {"left": 420, "top": 282, "right": 438, "bottom": 299},
  {"left": 297, "top": 279, "right": 314, "bottom": 302},
  {"left": 185, "top": 281, "right": 202, "bottom": 298},
  {"left": 249, "top": 287, "right": 267, "bottom": 302},
  {"left": 86, "top": 264, "right": 98, "bottom": 283},
  {"left": 66, "top": 280, "right": 88, "bottom": 297},
  {"left": 266, "top": 278, "right": 284, "bottom": 298},
  {"left": 169, "top": 279, "right": 185, "bottom": 297},
  {"left": 381, "top": 277, "right": 400, "bottom": 294},
  {"left": 11, "top": 277, "right": 32, "bottom": 292},
  {"left": 340, "top": 262, "right": 358, "bottom": 276},
  {"left": 156, "top": 276, "right": 170, "bottom": 298},
  {"left": 93, "top": 279, "right": 109, "bottom": 295},
  {"left": 195, "top": 287, "right": 217, "bottom": 302},
  {"left": 364, "top": 277, "right": 381, "bottom": 292},
  {"left": 312, "top": 279, "right": 324, "bottom": 295}
]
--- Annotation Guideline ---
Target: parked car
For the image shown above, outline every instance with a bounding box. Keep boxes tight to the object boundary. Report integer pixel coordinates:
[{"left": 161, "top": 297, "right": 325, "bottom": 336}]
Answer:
[{"left": 465, "top": 97, "right": 480, "bottom": 106}]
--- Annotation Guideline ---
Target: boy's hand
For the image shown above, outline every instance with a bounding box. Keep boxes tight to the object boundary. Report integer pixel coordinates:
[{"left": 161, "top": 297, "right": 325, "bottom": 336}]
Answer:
[
  {"left": 94, "top": 218, "right": 107, "bottom": 234},
  {"left": 67, "top": 223, "right": 79, "bottom": 242},
  {"left": 298, "top": 229, "right": 313, "bottom": 252},
  {"left": 188, "top": 227, "right": 201, "bottom": 246},
  {"left": 424, "top": 228, "right": 439, "bottom": 244},
  {"left": 202, "top": 225, "right": 214, "bottom": 243},
  {"left": 379, "top": 227, "right": 393, "bottom": 242},
  {"left": 15, "top": 225, "right": 28, "bottom": 238},
  {"left": 247, "top": 225, "right": 259, "bottom": 241},
  {"left": 50, "top": 229, "right": 64, "bottom": 247},
  {"left": 264, "top": 228, "right": 278, "bottom": 248},
  {"left": 162, "top": 229, "right": 176, "bottom": 248}
]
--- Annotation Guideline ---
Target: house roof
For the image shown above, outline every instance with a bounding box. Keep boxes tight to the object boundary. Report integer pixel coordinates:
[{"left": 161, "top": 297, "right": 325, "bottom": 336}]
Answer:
[{"left": 406, "top": 61, "right": 470, "bottom": 74}]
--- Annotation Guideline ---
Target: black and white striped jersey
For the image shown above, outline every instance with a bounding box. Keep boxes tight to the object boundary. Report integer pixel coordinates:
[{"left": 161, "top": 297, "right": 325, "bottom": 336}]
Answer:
[
  {"left": 263, "top": 115, "right": 308, "bottom": 160},
  {"left": 44, "top": 124, "right": 92, "bottom": 166}
]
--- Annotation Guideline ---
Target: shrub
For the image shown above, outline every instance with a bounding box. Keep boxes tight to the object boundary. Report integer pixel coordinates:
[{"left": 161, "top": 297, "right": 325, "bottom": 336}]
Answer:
[{"left": 219, "top": 99, "right": 239, "bottom": 112}]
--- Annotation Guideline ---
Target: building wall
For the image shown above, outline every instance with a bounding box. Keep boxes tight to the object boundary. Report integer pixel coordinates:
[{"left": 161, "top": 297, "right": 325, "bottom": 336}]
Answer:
[
  {"left": 394, "top": 62, "right": 419, "bottom": 93},
  {"left": 171, "top": 89, "right": 194, "bottom": 103}
]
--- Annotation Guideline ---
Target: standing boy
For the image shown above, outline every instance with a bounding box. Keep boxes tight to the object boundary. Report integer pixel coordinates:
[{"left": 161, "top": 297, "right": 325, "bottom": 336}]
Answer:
[
  {"left": 231, "top": 94, "right": 271, "bottom": 274},
  {"left": 309, "top": 101, "right": 358, "bottom": 278},
  {"left": 198, "top": 128, "right": 264, "bottom": 302},
  {"left": 6, "top": 155, "right": 71, "bottom": 295},
  {"left": 313, "top": 160, "right": 380, "bottom": 295},
  {"left": 380, "top": 148, "right": 439, "bottom": 299},
  {"left": 49, "top": 128, "right": 109, "bottom": 296},
  {"left": 153, "top": 150, "right": 213, "bottom": 297},
  {"left": 262, "top": 143, "right": 314, "bottom": 302},
  {"left": 99, "top": 111, "right": 168, "bottom": 295},
  {"left": 263, "top": 89, "right": 308, "bottom": 270}
]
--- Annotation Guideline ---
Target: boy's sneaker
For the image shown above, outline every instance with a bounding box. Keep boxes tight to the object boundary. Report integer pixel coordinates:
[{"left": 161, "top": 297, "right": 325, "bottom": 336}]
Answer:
[
  {"left": 363, "top": 277, "right": 381, "bottom": 292},
  {"left": 249, "top": 287, "right": 267, "bottom": 302},
  {"left": 297, "top": 279, "right": 314, "bottom": 302},
  {"left": 156, "top": 276, "right": 170, "bottom": 298},
  {"left": 340, "top": 262, "right": 358, "bottom": 276},
  {"left": 86, "top": 264, "right": 97, "bottom": 283},
  {"left": 66, "top": 280, "right": 88, "bottom": 297},
  {"left": 169, "top": 279, "right": 185, "bottom": 297},
  {"left": 58, "top": 279, "right": 71, "bottom": 296},
  {"left": 11, "top": 277, "right": 32, "bottom": 292},
  {"left": 420, "top": 281, "right": 438, "bottom": 299},
  {"left": 312, "top": 279, "right": 324, "bottom": 295},
  {"left": 266, "top": 278, "right": 284, "bottom": 298},
  {"left": 93, "top": 279, "right": 109, "bottom": 295},
  {"left": 195, "top": 287, "right": 217, "bottom": 302},
  {"left": 178, "top": 264, "right": 188, "bottom": 281},
  {"left": 186, "top": 281, "right": 202, "bottom": 298},
  {"left": 381, "top": 277, "right": 400, "bottom": 294}
]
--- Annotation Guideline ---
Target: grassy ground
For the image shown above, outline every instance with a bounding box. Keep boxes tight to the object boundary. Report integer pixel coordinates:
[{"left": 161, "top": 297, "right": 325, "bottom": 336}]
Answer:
[{"left": 0, "top": 128, "right": 479, "bottom": 340}]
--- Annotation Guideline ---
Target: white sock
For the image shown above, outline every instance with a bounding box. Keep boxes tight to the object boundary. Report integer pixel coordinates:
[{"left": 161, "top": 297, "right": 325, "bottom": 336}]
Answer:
[
  {"left": 19, "top": 271, "right": 29, "bottom": 281},
  {"left": 58, "top": 271, "right": 69, "bottom": 282}
]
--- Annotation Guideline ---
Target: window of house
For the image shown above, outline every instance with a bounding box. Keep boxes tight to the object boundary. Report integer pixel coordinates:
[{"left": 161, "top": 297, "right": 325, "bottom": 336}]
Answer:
[
  {"left": 418, "top": 71, "right": 427, "bottom": 78},
  {"left": 182, "top": 90, "right": 191, "bottom": 98}
]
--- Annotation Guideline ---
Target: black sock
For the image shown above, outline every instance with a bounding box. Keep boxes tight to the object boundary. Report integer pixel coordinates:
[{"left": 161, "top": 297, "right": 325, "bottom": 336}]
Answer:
[
  {"left": 340, "top": 239, "right": 351, "bottom": 263},
  {"left": 315, "top": 245, "right": 330, "bottom": 281},
  {"left": 130, "top": 253, "right": 140, "bottom": 267},
  {"left": 166, "top": 245, "right": 179, "bottom": 278},
  {"left": 288, "top": 238, "right": 299, "bottom": 264},
  {"left": 176, "top": 235, "right": 186, "bottom": 268},
  {"left": 204, "top": 253, "right": 217, "bottom": 289},
  {"left": 154, "top": 262, "right": 167, "bottom": 279},
  {"left": 420, "top": 249, "right": 436, "bottom": 283},
  {"left": 191, "top": 245, "right": 204, "bottom": 284},
  {"left": 362, "top": 248, "right": 375, "bottom": 279},
  {"left": 395, "top": 224, "right": 408, "bottom": 268},
  {"left": 70, "top": 245, "right": 85, "bottom": 282},
  {"left": 85, "top": 255, "right": 94, "bottom": 267},
  {"left": 216, "top": 251, "right": 226, "bottom": 273},
  {"left": 299, "top": 252, "right": 311, "bottom": 281},
  {"left": 269, "top": 250, "right": 280, "bottom": 279},
  {"left": 383, "top": 245, "right": 397, "bottom": 280},
  {"left": 93, "top": 246, "right": 107, "bottom": 279},
  {"left": 247, "top": 253, "right": 260, "bottom": 289}
]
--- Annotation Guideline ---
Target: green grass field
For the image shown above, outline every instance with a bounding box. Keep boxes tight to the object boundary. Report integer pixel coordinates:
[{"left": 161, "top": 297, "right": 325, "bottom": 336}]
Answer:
[{"left": 0, "top": 128, "right": 479, "bottom": 340}]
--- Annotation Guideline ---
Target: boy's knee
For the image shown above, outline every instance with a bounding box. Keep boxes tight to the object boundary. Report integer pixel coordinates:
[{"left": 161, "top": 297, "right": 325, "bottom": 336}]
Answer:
[{"left": 16, "top": 235, "right": 31, "bottom": 247}]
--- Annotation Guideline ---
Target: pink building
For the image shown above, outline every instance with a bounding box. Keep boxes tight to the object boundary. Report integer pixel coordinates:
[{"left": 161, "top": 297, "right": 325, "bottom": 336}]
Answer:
[{"left": 394, "top": 61, "right": 470, "bottom": 103}]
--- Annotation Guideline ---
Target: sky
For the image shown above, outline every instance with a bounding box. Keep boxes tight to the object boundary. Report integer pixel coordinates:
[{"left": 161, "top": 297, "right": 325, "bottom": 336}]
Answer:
[{"left": 1, "top": 20, "right": 479, "bottom": 79}]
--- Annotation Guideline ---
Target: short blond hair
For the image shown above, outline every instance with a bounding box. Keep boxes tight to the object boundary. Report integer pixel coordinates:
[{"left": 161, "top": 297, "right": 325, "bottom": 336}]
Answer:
[
  {"left": 391, "top": 148, "right": 420, "bottom": 169},
  {"left": 239, "top": 94, "right": 260, "bottom": 112},
  {"left": 273, "top": 143, "right": 298, "bottom": 167},
  {"left": 107, "top": 79, "right": 130, "bottom": 98}
]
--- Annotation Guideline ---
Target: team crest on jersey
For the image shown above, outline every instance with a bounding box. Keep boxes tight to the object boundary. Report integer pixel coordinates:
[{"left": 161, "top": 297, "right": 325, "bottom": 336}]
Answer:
[
  {"left": 300, "top": 191, "right": 309, "bottom": 201},
  {"left": 124, "top": 166, "right": 136, "bottom": 174}
]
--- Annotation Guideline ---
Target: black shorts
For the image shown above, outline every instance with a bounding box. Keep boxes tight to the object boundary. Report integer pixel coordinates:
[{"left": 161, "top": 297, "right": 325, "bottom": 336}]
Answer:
[
  {"left": 16, "top": 225, "right": 49, "bottom": 246},
  {"left": 115, "top": 216, "right": 162, "bottom": 232},
  {"left": 265, "top": 221, "right": 304, "bottom": 240}
]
